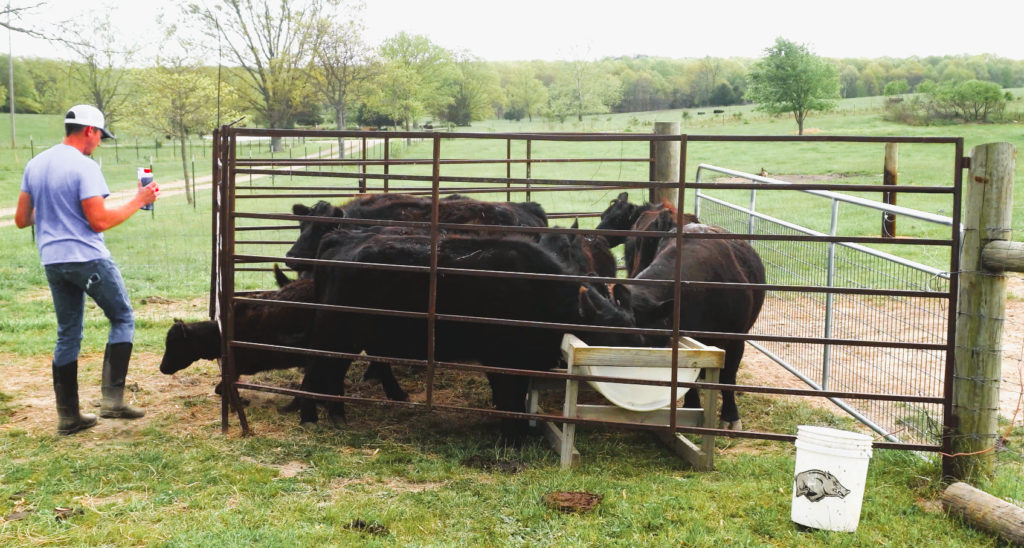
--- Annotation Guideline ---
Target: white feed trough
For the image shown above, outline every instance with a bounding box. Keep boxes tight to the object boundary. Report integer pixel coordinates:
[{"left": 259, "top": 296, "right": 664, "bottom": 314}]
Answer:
[{"left": 527, "top": 334, "right": 726, "bottom": 470}]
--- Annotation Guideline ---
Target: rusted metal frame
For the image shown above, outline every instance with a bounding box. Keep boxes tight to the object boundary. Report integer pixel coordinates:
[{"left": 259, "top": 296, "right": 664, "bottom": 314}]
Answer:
[
  {"left": 687, "top": 135, "right": 962, "bottom": 144},
  {"left": 669, "top": 135, "right": 686, "bottom": 436},
  {"left": 235, "top": 157, "right": 653, "bottom": 166},
  {"left": 427, "top": 133, "right": 441, "bottom": 410},
  {"left": 648, "top": 139, "right": 656, "bottom": 203},
  {"left": 360, "top": 136, "right": 367, "bottom": 193},
  {"left": 232, "top": 252, "right": 947, "bottom": 298},
  {"left": 229, "top": 211, "right": 953, "bottom": 246},
  {"left": 941, "top": 139, "right": 965, "bottom": 478},
  {"left": 231, "top": 127, "right": 962, "bottom": 144},
  {"left": 228, "top": 381, "right": 941, "bottom": 451},
  {"left": 234, "top": 297, "right": 430, "bottom": 320},
  {"left": 237, "top": 169, "right": 433, "bottom": 182},
  {"left": 235, "top": 184, "right": 623, "bottom": 192},
  {"left": 506, "top": 138, "right": 511, "bottom": 201},
  {"left": 526, "top": 139, "right": 532, "bottom": 201},
  {"left": 383, "top": 136, "right": 389, "bottom": 192},
  {"left": 235, "top": 225, "right": 299, "bottom": 231},
  {"left": 231, "top": 186, "right": 635, "bottom": 199},
  {"left": 221, "top": 129, "right": 250, "bottom": 435},
  {"left": 232, "top": 127, "right": 689, "bottom": 141},
  {"left": 229, "top": 340, "right": 946, "bottom": 402},
  {"left": 209, "top": 128, "right": 220, "bottom": 321}
]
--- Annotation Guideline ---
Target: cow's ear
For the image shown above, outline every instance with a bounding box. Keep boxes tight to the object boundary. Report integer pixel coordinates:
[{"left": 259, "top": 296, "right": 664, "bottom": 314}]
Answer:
[
  {"left": 652, "top": 299, "right": 676, "bottom": 319},
  {"left": 334, "top": 209, "right": 346, "bottom": 219},
  {"left": 617, "top": 192, "right": 629, "bottom": 202},
  {"left": 612, "top": 284, "right": 632, "bottom": 309},
  {"left": 273, "top": 264, "right": 292, "bottom": 288},
  {"left": 570, "top": 219, "right": 579, "bottom": 229},
  {"left": 293, "top": 203, "right": 310, "bottom": 216},
  {"left": 578, "top": 286, "right": 597, "bottom": 317}
]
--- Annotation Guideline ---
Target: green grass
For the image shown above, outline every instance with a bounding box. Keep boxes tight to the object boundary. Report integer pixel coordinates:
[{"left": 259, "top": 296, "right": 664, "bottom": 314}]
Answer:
[
  {"left": 0, "top": 381, "right": 1018, "bottom": 547},
  {"left": 2, "top": 104, "right": 1023, "bottom": 545}
]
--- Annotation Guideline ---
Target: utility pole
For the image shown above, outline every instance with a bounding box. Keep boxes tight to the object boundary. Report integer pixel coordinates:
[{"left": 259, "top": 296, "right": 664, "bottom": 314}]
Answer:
[
  {"left": 8, "top": 2, "right": 15, "bottom": 148},
  {"left": 215, "top": 13, "right": 222, "bottom": 127}
]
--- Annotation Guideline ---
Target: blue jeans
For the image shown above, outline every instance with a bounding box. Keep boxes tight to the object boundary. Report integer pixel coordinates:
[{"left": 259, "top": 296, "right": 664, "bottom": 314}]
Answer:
[{"left": 44, "top": 258, "right": 134, "bottom": 367}]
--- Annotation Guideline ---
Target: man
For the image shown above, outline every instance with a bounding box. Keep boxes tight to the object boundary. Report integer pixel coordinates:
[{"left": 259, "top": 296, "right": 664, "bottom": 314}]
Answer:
[{"left": 14, "top": 105, "right": 160, "bottom": 435}]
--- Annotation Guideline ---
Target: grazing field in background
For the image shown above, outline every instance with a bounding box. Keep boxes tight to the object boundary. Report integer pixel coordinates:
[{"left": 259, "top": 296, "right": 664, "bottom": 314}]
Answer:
[{"left": 1, "top": 100, "right": 1023, "bottom": 546}]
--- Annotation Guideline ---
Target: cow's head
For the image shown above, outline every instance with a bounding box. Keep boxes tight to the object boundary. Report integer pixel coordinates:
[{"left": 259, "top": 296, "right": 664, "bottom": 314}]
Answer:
[
  {"left": 577, "top": 284, "right": 644, "bottom": 347},
  {"left": 160, "top": 320, "right": 221, "bottom": 374},
  {"left": 596, "top": 192, "right": 638, "bottom": 248},
  {"left": 286, "top": 201, "right": 343, "bottom": 271}
]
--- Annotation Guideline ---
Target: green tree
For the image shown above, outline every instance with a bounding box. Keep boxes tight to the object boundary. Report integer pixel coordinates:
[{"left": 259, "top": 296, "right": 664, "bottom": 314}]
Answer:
[
  {"left": 444, "top": 52, "right": 504, "bottom": 126},
  {"left": 839, "top": 65, "right": 860, "bottom": 98},
  {"left": 919, "top": 79, "right": 1005, "bottom": 121},
  {"left": 549, "top": 45, "right": 621, "bottom": 122},
  {"left": 883, "top": 79, "right": 910, "bottom": 97},
  {"left": 505, "top": 63, "right": 547, "bottom": 122},
  {"left": 365, "top": 60, "right": 425, "bottom": 132},
  {"left": 308, "top": 9, "right": 379, "bottom": 154},
  {"left": 378, "top": 32, "right": 458, "bottom": 124},
  {"left": 190, "top": 0, "right": 329, "bottom": 151},
  {"left": 61, "top": 12, "right": 142, "bottom": 128},
  {"left": 0, "top": 54, "right": 41, "bottom": 113},
  {"left": 746, "top": 38, "right": 840, "bottom": 135},
  {"left": 125, "top": 56, "right": 235, "bottom": 204}
]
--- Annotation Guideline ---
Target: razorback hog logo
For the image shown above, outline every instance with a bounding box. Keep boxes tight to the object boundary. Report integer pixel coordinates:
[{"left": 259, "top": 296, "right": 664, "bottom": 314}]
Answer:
[{"left": 794, "top": 470, "right": 851, "bottom": 502}]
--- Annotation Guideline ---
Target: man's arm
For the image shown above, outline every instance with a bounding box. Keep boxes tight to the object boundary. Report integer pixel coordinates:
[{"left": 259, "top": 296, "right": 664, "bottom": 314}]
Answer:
[
  {"left": 14, "top": 191, "right": 34, "bottom": 229},
  {"left": 82, "top": 180, "right": 160, "bottom": 233}
]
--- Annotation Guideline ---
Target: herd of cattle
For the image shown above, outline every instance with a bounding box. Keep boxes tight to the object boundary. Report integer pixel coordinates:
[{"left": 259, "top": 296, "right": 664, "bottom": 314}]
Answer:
[{"left": 158, "top": 192, "right": 766, "bottom": 443}]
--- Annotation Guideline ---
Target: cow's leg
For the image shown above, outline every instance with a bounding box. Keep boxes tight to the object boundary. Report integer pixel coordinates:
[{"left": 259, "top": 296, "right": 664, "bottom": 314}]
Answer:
[
  {"left": 363, "top": 362, "right": 409, "bottom": 402},
  {"left": 324, "top": 359, "right": 351, "bottom": 427},
  {"left": 718, "top": 339, "right": 744, "bottom": 431},
  {"left": 486, "top": 372, "right": 530, "bottom": 446},
  {"left": 298, "top": 359, "right": 330, "bottom": 427}
]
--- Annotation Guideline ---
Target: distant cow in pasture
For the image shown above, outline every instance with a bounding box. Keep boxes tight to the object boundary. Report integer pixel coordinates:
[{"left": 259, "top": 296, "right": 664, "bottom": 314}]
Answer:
[
  {"left": 285, "top": 194, "right": 548, "bottom": 272},
  {"left": 298, "top": 230, "right": 645, "bottom": 442}
]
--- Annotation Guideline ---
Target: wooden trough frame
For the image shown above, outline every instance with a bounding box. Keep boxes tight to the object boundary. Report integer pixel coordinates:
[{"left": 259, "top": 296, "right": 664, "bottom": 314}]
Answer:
[{"left": 528, "top": 334, "right": 725, "bottom": 470}]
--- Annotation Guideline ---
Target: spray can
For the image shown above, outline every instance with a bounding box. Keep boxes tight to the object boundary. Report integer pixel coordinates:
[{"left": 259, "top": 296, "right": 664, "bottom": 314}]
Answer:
[{"left": 137, "top": 167, "right": 154, "bottom": 211}]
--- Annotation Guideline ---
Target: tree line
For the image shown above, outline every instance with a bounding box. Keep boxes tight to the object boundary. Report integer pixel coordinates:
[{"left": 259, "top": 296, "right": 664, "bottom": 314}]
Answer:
[{"left": 4, "top": 1, "right": 1024, "bottom": 150}]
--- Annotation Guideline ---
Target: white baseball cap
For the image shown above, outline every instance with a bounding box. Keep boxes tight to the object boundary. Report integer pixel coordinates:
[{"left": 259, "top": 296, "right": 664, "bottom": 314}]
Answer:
[{"left": 64, "top": 104, "right": 115, "bottom": 139}]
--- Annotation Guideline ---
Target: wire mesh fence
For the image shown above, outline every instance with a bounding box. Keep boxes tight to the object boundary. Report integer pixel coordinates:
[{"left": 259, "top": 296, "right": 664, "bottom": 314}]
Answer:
[{"left": 695, "top": 166, "right": 953, "bottom": 446}]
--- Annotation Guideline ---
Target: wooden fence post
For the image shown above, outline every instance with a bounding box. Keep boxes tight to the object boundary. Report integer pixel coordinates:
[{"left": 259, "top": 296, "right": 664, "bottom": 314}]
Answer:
[
  {"left": 653, "top": 121, "right": 680, "bottom": 205},
  {"left": 882, "top": 143, "right": 897, "bottom": 237},
  {"left": 952, "top": 141, "right": 1017, "bottom": 480}
]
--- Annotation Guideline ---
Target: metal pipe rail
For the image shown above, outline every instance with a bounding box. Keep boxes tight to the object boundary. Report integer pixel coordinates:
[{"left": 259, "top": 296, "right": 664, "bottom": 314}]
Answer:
[{"left": 213, "top": 128, "right": 964, "bottom": 473}]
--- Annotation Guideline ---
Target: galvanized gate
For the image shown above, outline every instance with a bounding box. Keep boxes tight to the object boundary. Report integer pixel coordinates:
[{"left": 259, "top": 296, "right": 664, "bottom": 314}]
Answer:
[{"left": 211, "top": 128, "right": 964, "bottom": 474}]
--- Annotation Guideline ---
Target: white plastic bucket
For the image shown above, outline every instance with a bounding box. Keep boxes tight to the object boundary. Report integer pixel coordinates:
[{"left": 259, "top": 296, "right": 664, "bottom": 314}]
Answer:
[{"left": 791, "top": 426, "right": 873, "bottom": 532}]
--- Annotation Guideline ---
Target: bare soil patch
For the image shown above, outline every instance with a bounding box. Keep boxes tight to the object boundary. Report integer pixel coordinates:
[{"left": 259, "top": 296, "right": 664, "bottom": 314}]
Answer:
[{"left": 543, "top": 491, "right": 602, "bottom": 513}]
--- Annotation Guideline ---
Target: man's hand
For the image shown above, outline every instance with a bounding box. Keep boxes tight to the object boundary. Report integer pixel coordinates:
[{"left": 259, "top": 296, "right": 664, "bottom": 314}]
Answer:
[
  {"left": 83, "top": 179, "right": 162, "bottom": 233},
  {"left": 134, "top": 179, "right": 160, "bottom": 208}
]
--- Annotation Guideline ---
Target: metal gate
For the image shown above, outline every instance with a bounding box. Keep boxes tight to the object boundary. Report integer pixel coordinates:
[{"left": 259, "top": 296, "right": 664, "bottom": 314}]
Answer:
[
  {"left": 695, "top": 164, "right": 956, "bottom": 446},
  {"left": 211, "top": 128, "right": 964, "bottom": 474}
]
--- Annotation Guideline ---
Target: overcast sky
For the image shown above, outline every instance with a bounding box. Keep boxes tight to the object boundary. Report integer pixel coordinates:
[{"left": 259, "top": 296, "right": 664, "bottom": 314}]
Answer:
[{"left": 12, "top": 0, "right": 1024, "bottom": 62}]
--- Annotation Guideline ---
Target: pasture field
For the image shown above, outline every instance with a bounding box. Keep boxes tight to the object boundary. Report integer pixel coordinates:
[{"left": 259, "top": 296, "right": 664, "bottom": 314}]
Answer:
[{"left": 2, "top": 101, "right": 1024, "bottom": 546}]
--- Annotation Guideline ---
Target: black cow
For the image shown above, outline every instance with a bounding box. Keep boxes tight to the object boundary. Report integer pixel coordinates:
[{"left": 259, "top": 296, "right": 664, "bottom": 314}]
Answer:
[
  {"left": 159, "top": 266, "right": 409, "bottom": 412},
  {"left": 627, "top": 210, "right": 766, "bottom": 430},
  {"left": 596, "top": 192, "right": 699, "bottom": 277},
  {"left": 538, "top": 220, "right": 617, "bottom": 279},
  {"left": 299, "top": 231, "right": 644, "bottom": 442},
  {"left": 286, "top": 194, "right": 548, "bottom": 272}
]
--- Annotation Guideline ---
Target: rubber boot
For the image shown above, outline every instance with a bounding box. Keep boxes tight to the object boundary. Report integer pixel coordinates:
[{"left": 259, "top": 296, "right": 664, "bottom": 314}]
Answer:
[
  {"left": 53, "top": 361, "right": 98, "bottom": 435},
  {"left": 100, "top": 342, "right": 145, "bottom": 419}
]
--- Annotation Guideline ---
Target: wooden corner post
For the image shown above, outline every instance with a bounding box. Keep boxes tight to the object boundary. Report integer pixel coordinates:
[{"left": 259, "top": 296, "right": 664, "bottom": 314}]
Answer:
[
  {"left": 652, "top": 121, "right": 680, "bottom": 205},
  {"left": 952, "top": 141, "right": 1017, "bottom": 480},
  {"left": 882, "top": 143, "right": 898, "bottom": 237}
]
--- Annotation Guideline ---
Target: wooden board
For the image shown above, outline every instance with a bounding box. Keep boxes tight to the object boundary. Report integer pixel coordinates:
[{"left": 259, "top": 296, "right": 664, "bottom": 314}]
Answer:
[
  {"left": 560, "top": 334, "right": 725, "bottom": 369},
  {"left": 573, "top": 404, "right": 704, "bottom": 427},
  {"left": 656, "top": 431, "right": 711, "bottom": 472},
  {"left": 943, "top": 482, "right": 1024, "bottom": 545}
]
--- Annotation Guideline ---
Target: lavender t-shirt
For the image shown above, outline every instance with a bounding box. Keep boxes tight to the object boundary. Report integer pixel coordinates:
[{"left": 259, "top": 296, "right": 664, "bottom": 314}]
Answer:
[{"left": 20, "top": 144, "right": 111, "bottom": 265}]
